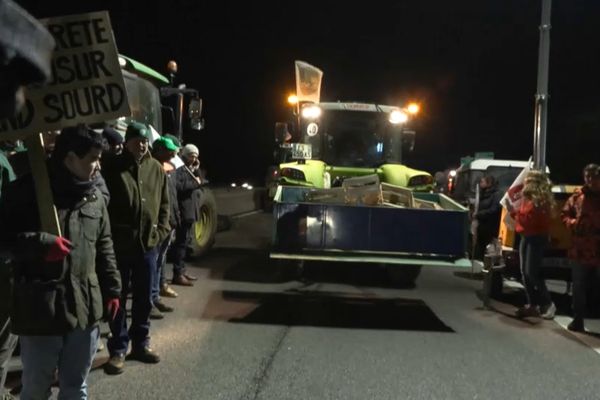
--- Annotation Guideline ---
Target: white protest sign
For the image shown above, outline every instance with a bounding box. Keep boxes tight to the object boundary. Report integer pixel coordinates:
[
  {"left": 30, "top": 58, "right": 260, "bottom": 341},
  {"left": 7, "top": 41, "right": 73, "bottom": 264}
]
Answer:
[
  {"left": 500, "top": 161, "right": 531, "bottom": 228},
  {"left": 0, "top": 11, "right": 130, "bottom": 138}
]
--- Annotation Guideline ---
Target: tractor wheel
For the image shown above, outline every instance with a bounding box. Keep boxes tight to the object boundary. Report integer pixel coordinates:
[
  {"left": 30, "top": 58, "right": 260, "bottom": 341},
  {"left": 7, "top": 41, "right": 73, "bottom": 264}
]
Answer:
[{"left": 189, "top": 188, "right": 218, "bottom": 257}]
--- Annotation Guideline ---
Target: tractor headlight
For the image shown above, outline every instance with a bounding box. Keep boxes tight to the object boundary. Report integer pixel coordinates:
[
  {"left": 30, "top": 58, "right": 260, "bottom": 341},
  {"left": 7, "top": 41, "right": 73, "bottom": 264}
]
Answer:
[
  {"left": 389, "top": 110, "right": 408, "bottom": 124},
  {"left": 301, "top": 105, "right": 322, "bottom": 119}
]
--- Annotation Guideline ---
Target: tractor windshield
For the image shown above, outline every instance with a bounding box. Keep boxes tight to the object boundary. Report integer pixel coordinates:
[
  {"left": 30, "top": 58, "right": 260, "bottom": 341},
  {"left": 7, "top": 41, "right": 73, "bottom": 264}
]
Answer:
[
  {"left": 122, "top": 70, "right": 162, "bottom": 132},
  {"left": 319, "top": 110, "right": 388, "bottom": 168}
]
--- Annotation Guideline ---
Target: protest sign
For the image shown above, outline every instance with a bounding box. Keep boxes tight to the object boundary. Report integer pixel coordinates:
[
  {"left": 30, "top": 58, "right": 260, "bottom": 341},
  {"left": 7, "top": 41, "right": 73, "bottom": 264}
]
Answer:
[{"left": 0, "top": 11, "right": 130, "bottom": 138}]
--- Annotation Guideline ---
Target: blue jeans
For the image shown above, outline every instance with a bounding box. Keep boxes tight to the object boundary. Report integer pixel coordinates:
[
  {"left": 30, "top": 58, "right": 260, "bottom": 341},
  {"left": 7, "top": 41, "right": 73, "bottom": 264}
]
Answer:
[
  {"left": 519, "top": 234, "right": 551, "bottom": 307},
  {"left": 19, "top": 326, "right": 99, "bottom": 400},
  {"left": 108, "top": 247, "right": 158, "bottom": 356},
  {"left": 152, "top": 231, "right": 173, "bottom": 303}
]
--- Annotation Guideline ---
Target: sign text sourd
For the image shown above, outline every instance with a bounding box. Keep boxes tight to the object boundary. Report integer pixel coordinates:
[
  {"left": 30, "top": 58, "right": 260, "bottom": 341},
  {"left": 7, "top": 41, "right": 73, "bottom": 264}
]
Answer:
[{"left": 0, "top": 11, "right": 130, "bottom": 137}]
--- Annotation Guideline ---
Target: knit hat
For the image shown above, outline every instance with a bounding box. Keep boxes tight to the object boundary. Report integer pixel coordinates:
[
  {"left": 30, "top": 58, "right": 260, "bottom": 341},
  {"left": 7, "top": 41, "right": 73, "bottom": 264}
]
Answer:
[
  {"left": 102, "top": 126, "right": 124, "bottom": 146},
  {"left": 153, "top": 136, "right": 178, "bottom": 152},
  {"left": 181, "top": 144, "right": 199, "bottom": 158},
  {"left": 124, "top": 121, "right": 151, "bottom": 142}
]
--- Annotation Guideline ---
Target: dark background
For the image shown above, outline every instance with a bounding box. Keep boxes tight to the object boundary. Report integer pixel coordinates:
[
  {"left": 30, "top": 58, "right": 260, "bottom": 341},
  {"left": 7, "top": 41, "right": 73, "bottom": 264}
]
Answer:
[{"left": 17, "top": 0, "right": 600, "bottom": 185}]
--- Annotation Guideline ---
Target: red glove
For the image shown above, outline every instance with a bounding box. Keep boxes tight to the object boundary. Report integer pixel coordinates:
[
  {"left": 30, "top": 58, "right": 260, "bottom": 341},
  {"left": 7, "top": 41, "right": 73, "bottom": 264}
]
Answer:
[
  {"left": 44, "top": 236, "right": 73, "bottom": 262},
  {"left": 106, "top": 298, "right": 120, "bottom": 321}
]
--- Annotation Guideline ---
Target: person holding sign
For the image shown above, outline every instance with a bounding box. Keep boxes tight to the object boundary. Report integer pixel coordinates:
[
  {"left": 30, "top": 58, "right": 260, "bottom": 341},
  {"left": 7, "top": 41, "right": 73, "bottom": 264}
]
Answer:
[
  {"left": 0, "top": 126, "right": 121, "bottom": 399},
  {"left": 101, "top": 121, "right": 170, "bottom": 375},
  {"left": 507, "top": 171, "right": 556, "bottom": 319}
]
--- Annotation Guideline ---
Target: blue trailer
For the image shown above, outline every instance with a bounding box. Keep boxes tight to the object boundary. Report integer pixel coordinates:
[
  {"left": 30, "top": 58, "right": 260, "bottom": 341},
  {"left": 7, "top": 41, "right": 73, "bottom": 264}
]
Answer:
[{"left": 271, "top": 186, "right": 471, "bottom": 285}]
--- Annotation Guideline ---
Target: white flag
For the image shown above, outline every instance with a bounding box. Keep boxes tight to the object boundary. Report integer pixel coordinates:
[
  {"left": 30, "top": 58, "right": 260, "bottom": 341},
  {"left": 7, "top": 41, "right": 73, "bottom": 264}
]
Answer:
[
  {"left": 295, "top": 60, "right": 323, "bottom": 103},
  {"left": 500, "top": 160, "right": 532, "bottom": 228}
]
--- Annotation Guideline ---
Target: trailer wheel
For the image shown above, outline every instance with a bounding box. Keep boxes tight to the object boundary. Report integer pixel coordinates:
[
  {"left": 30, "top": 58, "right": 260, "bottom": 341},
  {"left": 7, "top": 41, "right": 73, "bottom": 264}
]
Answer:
[
  {"left": 386, "top": 264, "right": 422, "bottom": 288},
  {"left": 189, "top": 188, "right": 218, "bottom": 257}
]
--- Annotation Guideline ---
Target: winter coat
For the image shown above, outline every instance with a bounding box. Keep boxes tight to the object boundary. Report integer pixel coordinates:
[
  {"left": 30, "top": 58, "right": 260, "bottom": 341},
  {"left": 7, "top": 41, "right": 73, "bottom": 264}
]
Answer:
[
  {"left": 512, "top": 198, "right": 551, "bottom": 236},
  {"left": 176, "top": 166, "right": 202, "bottom": 223},
  {"left": 475, "top": 185, "right": 503, "bottom": 234},
  {"left": 101, "top": 151, "right": 170, "bottom": 254},
  {"left": 0, "top": 166, "right": 121, "bottom": 335},
  {"left": 561, "top": 186, "right": 600, "bottom": 266}
]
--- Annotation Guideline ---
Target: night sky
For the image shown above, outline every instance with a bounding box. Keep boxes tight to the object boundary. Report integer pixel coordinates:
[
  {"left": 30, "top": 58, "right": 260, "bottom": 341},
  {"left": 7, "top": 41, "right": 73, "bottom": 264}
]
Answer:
[{"left": 17, "top": 0, "right": 600, "bottom": 185}]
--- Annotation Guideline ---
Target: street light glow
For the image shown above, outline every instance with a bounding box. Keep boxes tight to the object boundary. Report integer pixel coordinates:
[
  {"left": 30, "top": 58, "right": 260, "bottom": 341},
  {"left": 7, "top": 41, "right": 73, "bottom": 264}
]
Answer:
[
  {"left": 407, "top": 103, "right": 420, "bottom": 115},
  {"left": 287, "top": 94, "right": 298, "bottom": 105}
]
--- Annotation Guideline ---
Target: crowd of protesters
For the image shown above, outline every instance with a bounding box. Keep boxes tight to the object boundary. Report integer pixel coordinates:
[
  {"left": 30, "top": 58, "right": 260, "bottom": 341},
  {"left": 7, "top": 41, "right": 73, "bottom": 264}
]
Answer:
[
  {"left": 469, "top": 165, "right": 600, "bottom": 330},
  {"left": 0, "top": 124, "right": 206, "bottom": 396},
  {"left": 0, "top": 2, "right": 206, "bottom": 396}
]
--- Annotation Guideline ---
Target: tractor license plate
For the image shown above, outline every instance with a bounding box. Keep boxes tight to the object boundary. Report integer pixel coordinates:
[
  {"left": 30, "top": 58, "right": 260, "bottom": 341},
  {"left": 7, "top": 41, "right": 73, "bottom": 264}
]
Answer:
[{"left": 291, "top": 143, "right": 312, "bottom": 160}]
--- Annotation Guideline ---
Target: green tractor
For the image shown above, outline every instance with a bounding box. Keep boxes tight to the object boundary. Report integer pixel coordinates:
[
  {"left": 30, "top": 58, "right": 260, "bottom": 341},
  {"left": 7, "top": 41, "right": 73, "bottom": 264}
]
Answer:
[
  {"left": 267, "top": 101, "right": 433, "bottom": 202},
  {"left": 117, "top": 55, "right": 217, "bottom": 256}
]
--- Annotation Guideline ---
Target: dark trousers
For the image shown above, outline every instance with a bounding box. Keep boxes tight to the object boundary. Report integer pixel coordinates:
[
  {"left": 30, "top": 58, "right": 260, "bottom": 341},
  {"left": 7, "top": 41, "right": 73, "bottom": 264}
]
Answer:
[
  {"left": 474, "top": 225, "right": 496, "bottom": 261},
  {"left": 173, "top": 221, "right": 193, "bottom": 278},
  {"left": 571, "top": 263, "right": 600, "bottom": 319},
  {"left": 152, "top": 231, "right": 174, "bottom": 303},
  {"left": 108, "top": 247, "right": 158, "bottom": 356},
  {"left": 519, "top": 234, "right": 551, "bottom": 307}
]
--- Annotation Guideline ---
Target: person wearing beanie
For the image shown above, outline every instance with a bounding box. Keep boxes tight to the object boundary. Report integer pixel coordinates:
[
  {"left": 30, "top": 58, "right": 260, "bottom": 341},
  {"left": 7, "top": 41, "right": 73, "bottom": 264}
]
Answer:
[
  {"left": 101, "top": 121, "right": 170, "bottom": 374},
  {"left": 102, "top": 126, "right": 124, "bottom": 156},
  {"left": 171, "top": 143, "right": 204, "bottom": 286}
]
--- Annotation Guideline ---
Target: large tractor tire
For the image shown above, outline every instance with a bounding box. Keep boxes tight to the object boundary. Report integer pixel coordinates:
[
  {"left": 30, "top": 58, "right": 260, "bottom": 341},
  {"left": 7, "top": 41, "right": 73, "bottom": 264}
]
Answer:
[
  {"left": 385, "top": 264, "right": 422, "bottom": 288},
  {"left": 189, "top": 188, "right": 218, "bottom": 257}
]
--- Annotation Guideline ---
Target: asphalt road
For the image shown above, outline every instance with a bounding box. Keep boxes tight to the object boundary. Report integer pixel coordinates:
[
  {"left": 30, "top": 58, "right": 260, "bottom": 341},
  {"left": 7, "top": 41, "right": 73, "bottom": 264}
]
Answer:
[{"left": 36, "top": 212, "right": 600, "bottom": 399}]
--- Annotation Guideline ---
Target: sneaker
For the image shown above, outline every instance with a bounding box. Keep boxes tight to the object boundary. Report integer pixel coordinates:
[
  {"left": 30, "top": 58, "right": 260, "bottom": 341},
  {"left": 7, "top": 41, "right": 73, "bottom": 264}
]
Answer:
[
  {"left": 160, "top": 283, "right": 178, "bottom": 298},
  {"left": 104, "top": 354, "right": 125, "bottom": 375},
  {"left": 149, "top": 305, "right": 164, "bottom": 320},
  {"left": 540, "top": 302, "right": 556, "bottom": 320},
  {"left": 567, "top": 318, "right": 585, "bottom": 332},
  {"left": 128, "top": 347, "right": 160, "bottom": 364},
  {"left": 515, "top": 305, "right": 540, "bottom": 319},
  {"left": 154, "top": 299, "right": 174, "bottom": 313}
]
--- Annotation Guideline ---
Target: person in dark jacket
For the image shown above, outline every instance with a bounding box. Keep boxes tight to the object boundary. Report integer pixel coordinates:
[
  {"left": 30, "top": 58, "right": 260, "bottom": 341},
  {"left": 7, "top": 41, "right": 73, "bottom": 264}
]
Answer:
[
  {"left": 561, "top": 163, "right": 600, "bottom": 332},
  {"left": 473, "top": 175, "right": 503, "bottom": 260},
  {"left": 150, "top": 137, "right": 181, "bottom": 315},
  {"left": 101, "top": 121, "right": 170, "bottom": 375},
  {"left": 0, "top": 125, "right": 121, "bottom": 399},
  {"left": 0, "top": 2, "right": 56, "bottom": 397},
  {"left": 171, "top": 144, "right": 203, "bottom": 286}
]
